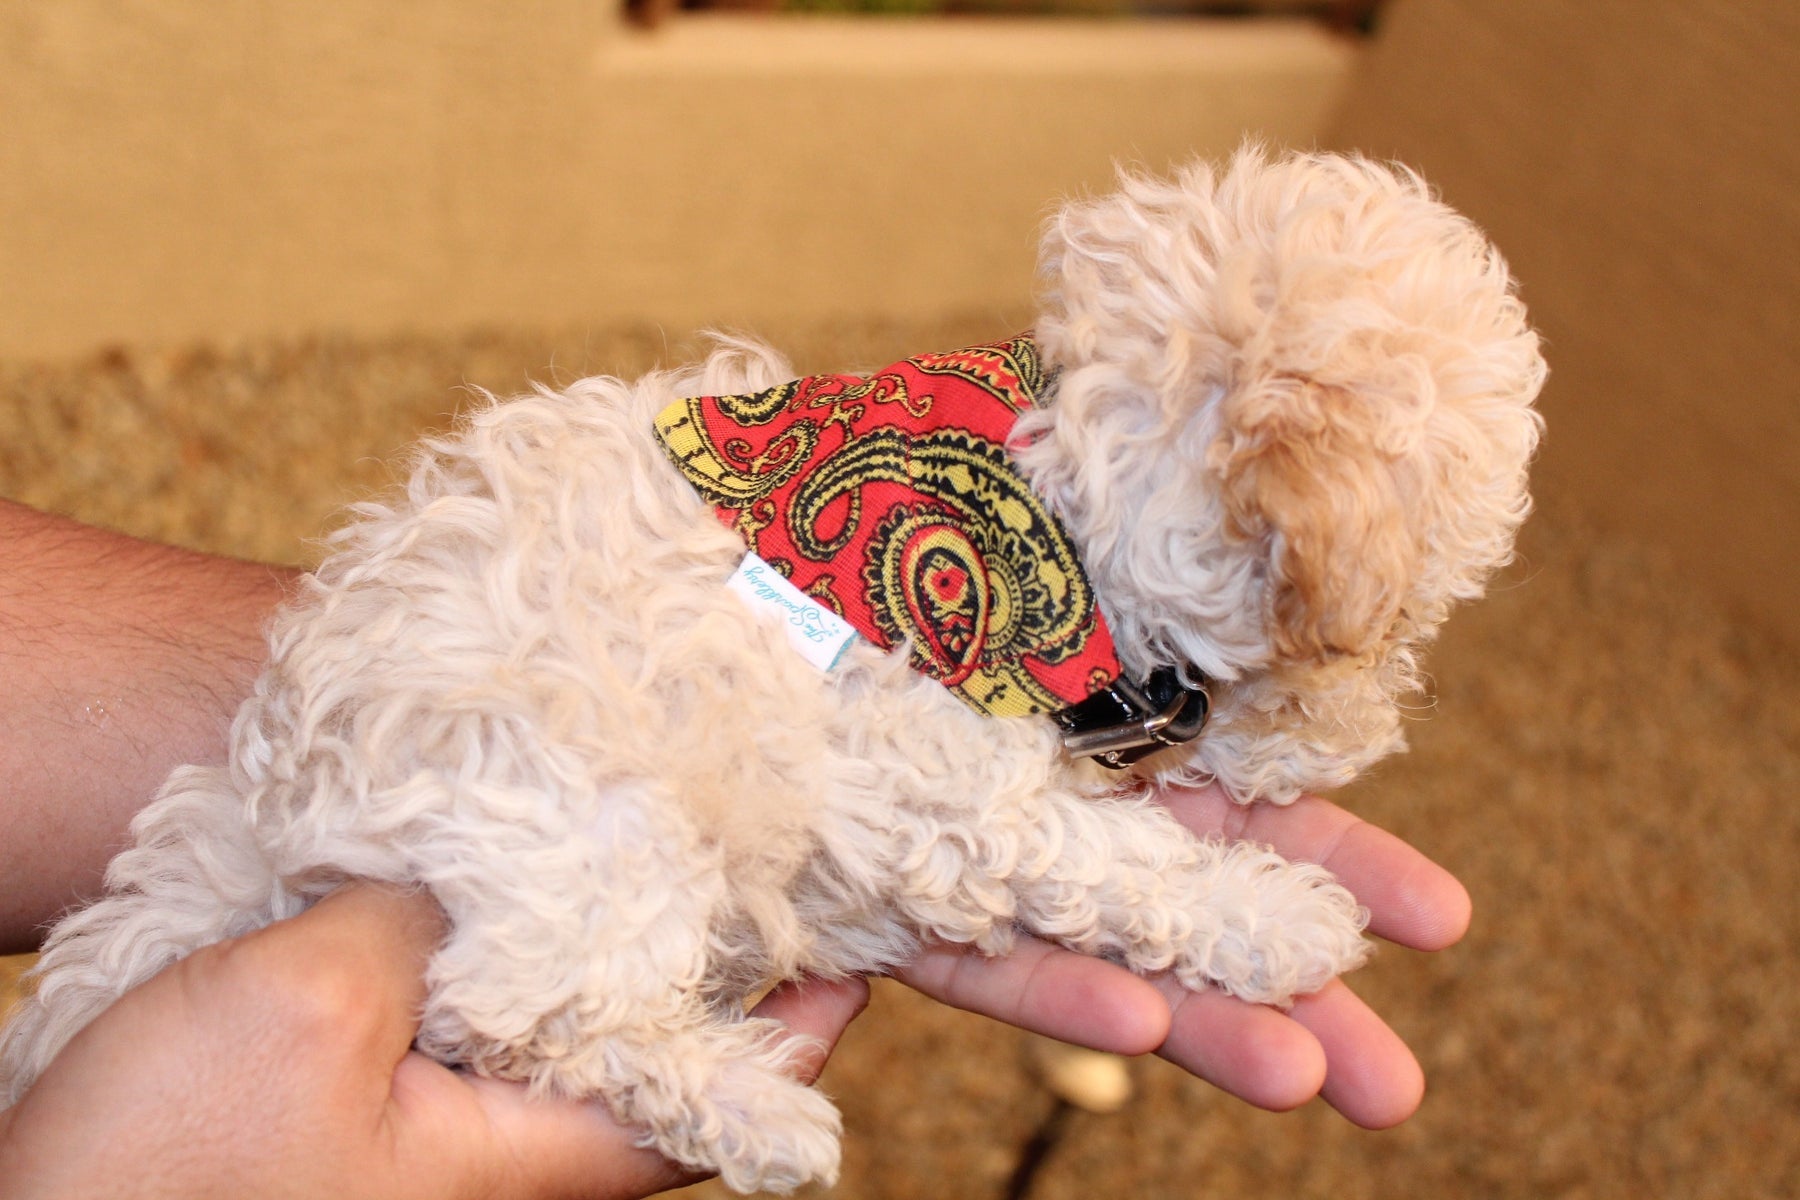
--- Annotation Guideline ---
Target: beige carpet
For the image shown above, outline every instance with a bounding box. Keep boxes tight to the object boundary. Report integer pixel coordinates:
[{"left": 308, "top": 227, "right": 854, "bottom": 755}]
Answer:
[{"left": 3, "top": 321, "right": 1796, "bottom": 1199}]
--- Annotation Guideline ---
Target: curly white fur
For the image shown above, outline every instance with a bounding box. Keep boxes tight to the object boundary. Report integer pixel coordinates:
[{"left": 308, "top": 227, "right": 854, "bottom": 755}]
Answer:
[
  {"left": 0, "top": 148, "right": 1542, "bottom": 1193},
  {"left": 1018, "top": 150, "right": 1544, "bottom": 799}
]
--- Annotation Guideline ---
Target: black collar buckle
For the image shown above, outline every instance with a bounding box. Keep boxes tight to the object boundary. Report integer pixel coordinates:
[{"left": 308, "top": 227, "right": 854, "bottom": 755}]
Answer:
[{"left": 1052, "top": 665, "right": 1211, "bottom": 770}]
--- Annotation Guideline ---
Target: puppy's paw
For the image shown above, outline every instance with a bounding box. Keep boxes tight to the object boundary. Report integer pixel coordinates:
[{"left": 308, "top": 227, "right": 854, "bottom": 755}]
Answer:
[
  {"left": 702, "top": 1072, "right": 842, "bottom": 1194},
  {"left": 616, "top": 1019, "right": 844, "bottom": 1195},
  {"left": 1176, "top": 839, "right": 1371, "bottom": 1007}
]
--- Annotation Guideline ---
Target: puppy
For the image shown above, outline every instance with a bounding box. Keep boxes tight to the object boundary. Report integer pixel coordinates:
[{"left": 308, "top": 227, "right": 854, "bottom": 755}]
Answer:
[{"left": 0, "top": 148, "right": 1544, "bottom": 1192}]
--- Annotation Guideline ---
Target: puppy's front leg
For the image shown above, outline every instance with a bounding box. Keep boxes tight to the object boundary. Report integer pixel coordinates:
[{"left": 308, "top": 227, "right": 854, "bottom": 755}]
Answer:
[
  {"left": 1024, "top": 791, "right": 1371, "bottom": 1005},
  {"left": 872, "top": 786, "right": 1369, "bottom": 1007}
]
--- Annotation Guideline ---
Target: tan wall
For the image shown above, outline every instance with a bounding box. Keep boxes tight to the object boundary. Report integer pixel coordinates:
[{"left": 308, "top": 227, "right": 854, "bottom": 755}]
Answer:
[
  {"left": 1331, "top": 0, "right": 1800, "bottom": 643},
  {"left": 20, "top": 1, "right": 1789, "bottom": 638},
  {"left": 0, "top": 4, "right": 1352, "bottom": 358}
]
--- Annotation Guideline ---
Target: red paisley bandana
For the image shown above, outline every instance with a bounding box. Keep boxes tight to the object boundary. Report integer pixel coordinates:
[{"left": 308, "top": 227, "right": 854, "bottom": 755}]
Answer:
[{"left": 652, "top": 334, "right": 1123, "bottom": 719}]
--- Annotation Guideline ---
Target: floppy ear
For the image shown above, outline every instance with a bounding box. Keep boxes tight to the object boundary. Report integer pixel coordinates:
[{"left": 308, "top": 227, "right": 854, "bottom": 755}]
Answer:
[{"left": 1210, "top": 374, "right": 1420, "bottom": 665}]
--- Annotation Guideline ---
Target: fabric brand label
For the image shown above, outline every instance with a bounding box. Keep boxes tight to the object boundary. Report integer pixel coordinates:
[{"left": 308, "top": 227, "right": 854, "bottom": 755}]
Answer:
[{"left": 727, "top": 551, "right": 859, "bottom": 672}]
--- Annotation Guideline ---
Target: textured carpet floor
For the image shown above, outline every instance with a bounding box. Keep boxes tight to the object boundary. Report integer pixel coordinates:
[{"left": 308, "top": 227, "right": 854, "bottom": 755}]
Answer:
[{"left": 2, "top": 321, "right": 1796, "bottom": 1199}]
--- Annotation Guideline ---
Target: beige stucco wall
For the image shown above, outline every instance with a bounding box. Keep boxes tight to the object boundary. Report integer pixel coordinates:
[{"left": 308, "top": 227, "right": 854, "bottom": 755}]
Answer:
[
  {"left": 13, "top": 2, "right": 1791, "bottom": 639},
  {"left": 1331, "top": 0, "right": 1800, "bottom": 642},
  {"left": 0, "top": 3, "right": 1353, "bottom": 358}
]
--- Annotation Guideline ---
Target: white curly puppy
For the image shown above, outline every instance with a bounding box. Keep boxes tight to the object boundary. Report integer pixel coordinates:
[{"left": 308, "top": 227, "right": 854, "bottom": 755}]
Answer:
[{"left": 0, "top": 148, "right": 1543, "bottom": 1193}]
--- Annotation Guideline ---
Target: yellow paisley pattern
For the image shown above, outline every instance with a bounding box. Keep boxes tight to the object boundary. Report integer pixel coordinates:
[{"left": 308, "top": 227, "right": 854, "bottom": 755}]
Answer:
[{"left": 654, "top": 335, "right": 1108, "bottom": 719}]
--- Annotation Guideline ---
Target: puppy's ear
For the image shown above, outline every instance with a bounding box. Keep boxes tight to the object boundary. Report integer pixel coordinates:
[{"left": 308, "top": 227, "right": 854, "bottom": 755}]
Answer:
[{"left": 1211, "top": 374, "right": 1419, "bottom": 664}]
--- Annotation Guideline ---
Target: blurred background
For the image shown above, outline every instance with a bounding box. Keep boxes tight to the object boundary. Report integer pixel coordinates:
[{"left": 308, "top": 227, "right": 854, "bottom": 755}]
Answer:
[{"left": 1, "top": 2, "right": 1796, "bottom": 1196}]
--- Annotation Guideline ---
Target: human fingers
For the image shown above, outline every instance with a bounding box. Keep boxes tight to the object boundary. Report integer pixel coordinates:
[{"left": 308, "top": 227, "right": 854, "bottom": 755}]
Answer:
[
  {"left": 894, "top": 937, "right": 1171, "bottom": 1055},
  {"left": 231, "top": 881, "right": 448, "bottom": 1086},
  {"left": 1157, "top": 785, "right": 1472, "bottom": 950},
  {"left": 1148, "top": 976, "right": 1328, "bottom": 1111},
  {"left": 1287, "top": 979, "right": 1425, "bottom": 1128},
  {"left": 1151, "top": 976, "right": 1425, "bottom": 1123},
  {"left": 0, "top": 884, "right": 455, "bottom": 1200},
  {"left": 897, "top": 939, "right": 1345, "bottom": 1114}
]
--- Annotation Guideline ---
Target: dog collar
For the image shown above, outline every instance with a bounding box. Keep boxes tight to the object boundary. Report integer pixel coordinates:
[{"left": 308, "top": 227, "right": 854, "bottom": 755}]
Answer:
[{"left": 652, "top": 334, "right": 1207, "bottom": 766}]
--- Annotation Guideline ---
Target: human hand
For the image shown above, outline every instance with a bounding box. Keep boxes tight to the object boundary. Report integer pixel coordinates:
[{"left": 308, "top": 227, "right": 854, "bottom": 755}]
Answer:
[
  {"left": 0, "top": 883, "right": 867, "bottom": 1200},
  {"left": 0, "top": 794, "right": 1454, "bottom": 1198},
  {"left": 893, "top": 784, "right": 1470, "bottom": 1129}
]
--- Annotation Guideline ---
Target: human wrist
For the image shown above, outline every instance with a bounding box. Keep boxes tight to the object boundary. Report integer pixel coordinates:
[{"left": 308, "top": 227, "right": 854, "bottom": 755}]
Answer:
[{"left": 0, "top": 500, "right": 297, "bottom": 950}]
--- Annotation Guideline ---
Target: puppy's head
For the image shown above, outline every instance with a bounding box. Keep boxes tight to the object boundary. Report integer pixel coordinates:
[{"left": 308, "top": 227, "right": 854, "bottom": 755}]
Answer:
[{"left": 1012, "top": 148, "right": 1545, "bottom": 800}]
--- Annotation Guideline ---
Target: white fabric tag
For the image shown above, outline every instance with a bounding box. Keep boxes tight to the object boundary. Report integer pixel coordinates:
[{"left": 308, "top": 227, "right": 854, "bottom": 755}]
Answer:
[{"left": 726, "top": 551, "right": 859, "bottom": 672}]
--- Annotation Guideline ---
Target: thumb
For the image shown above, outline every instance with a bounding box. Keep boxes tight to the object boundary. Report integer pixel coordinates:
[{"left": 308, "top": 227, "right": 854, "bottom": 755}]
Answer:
[
  {"left": 231, "top": 881, "right": 447, "bottom": 1091},
  {"left": 746, "top": 974, "right": 871, "bottom": 1085}
]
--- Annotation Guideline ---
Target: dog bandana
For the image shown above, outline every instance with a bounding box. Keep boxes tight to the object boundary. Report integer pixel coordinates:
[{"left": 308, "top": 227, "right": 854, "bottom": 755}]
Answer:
[{"left": 652, "top": 334, "right": 1121, "bottom": 720}]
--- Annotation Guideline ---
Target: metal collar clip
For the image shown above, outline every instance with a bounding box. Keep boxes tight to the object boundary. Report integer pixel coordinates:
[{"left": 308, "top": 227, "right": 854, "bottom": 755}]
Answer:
[{"left": 1053, "top": 665, "right": 1211, "bottom": 770}]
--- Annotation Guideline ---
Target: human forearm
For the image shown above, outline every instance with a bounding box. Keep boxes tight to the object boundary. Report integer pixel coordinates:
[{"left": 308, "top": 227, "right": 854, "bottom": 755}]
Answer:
[{"left": 0, "top": 500, "right": 295, "bottom": 952}]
